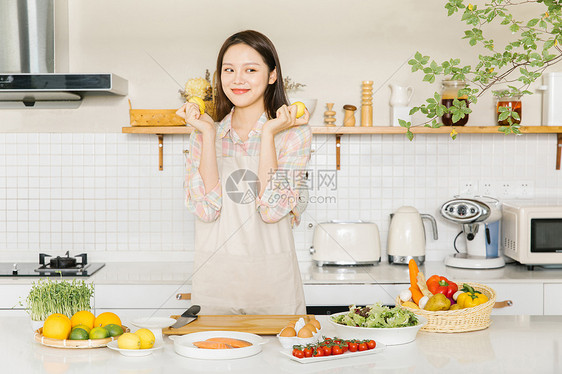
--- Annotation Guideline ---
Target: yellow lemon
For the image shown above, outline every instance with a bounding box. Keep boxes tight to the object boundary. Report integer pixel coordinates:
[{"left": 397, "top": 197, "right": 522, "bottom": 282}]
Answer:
[
  {"left": 72, "top": 324, "right": 91, "bottom": 334},
  {"left": 43, "top": 313, "right": 72, "bottom": 340},
  {"left": 134, "top": 328, "right": 155, "bottom": 349},
  {"left": 94, "top": 312, "right": 121, "bottom": 328},
  {"left": 70, "top": 310, "right": 95, "bottom": 329},
  {"left": 118, "top": 332, "right": 141, "bottom": 350},
  {"left": 188, "top": 96, "right": 205, "bottom": 115},
  {"left": 292, "top": 101, "right": 306, "bottom": 118}
]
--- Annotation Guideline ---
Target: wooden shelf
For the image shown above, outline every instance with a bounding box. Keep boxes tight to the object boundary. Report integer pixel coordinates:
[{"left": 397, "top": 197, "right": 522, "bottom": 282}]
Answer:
[
  {"left": 122, "top": 125, "right": 562, "bottom": 135},
  {"left": 122, "top": 125, "right": 562, "bottom": 171}
]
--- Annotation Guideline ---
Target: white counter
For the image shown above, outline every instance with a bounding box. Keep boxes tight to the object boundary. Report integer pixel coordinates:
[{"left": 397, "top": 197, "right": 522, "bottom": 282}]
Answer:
[
  {"left": 3, "top": 260, "right": 562, "bottom": 285},
  {"left": 4, "top": 315, "right": 561, "bottom": 374}
]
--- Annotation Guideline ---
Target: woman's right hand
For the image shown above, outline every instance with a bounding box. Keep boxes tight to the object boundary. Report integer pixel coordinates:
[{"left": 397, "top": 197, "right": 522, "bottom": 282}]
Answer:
[{"left": 176, "top": 103, "right": 215, "bottom": 135}]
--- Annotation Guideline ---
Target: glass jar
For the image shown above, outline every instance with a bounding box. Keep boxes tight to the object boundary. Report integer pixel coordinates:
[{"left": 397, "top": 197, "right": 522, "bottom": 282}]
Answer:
[
  {"left": 496, "top": 96, "right": 522, "bottom": 126},
  {"left": 441, "top": 80, "right": 469, "bottom": 126}
]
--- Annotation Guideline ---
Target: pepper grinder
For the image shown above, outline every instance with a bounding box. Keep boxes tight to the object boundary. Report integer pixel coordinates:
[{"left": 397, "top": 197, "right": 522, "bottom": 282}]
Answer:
[
  {"left": 324, "top": 103, "right": 336, "bottom": 127},
  {"left": 361, "top": 80, "right": 373, "bottom": 126},
  {"left": 343, "top": 105, "right": 357, "bottom": 127}
]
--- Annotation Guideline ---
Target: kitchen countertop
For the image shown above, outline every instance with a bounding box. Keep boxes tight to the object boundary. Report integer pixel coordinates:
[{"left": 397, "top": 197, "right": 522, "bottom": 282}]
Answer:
[
  {"left": 3, "top": 260, "right": 562, "bottom": 285},
  {"left": 4, "top": 315, "right": 561, "bottom": 374}
]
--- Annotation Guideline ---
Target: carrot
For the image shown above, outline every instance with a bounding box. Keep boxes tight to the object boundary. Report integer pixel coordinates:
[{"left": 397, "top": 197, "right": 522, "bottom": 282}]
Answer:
[
  {"left": 205, "top": 337, "right": 252, "bottom": 348},
  {"left": 410, "top": 286, "right": 424, "bottom": 305},
  {"left": 408, "top": 259, "right": 420, "bottom": 292},
  {"left": 193, "top": 341, "right": 233, "bottom": 349}
]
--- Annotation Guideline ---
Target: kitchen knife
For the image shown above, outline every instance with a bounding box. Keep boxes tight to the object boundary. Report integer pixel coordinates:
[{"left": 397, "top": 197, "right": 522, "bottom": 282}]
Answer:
[{"left": 171, "top": 304, "right": 201, "bottom": 329}]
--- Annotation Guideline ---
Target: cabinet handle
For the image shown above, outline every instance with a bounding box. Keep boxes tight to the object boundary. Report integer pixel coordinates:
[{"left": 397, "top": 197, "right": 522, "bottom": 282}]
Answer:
[
  {"left": 176, "top": 293, "right": 191, "bottom": 300},
  {"left": 493, "top": 300, "right": 513, "bottom": 308}
]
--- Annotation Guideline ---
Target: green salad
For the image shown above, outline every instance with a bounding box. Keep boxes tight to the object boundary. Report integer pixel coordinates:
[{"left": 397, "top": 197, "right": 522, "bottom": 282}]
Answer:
[{"left": 331, "top": 303, "right": 418, "bottom": 328}]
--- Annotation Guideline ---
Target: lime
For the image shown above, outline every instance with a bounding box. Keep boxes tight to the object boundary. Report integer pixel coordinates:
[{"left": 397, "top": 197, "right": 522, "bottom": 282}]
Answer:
[
  {"left": 69, "top": 328, "right": 89, "bottom": 340},
  {"left": 72, "top": 324, "right": 91, "bottom": 334},
  {"left": 105, "top": 324, "right": 124, "bottom": 337},
  {"left": 89, "top": 327, "right": 109, "bottom": 340}
]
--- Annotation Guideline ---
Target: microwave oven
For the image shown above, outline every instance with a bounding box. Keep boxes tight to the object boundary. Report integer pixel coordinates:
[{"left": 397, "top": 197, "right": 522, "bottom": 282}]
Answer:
[{"left": 502, "top": 202, "right": 562, "bottom": 268}]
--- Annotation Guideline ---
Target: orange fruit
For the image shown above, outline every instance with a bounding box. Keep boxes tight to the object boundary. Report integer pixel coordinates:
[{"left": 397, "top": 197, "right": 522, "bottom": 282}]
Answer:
[
  {"left": 93, "top": 312, "right": 121, "bottom": 328},
  {"left": 70, "top": 310, "right": 95, "bottom": 329},
  {"left": 43, "top": 313, "right": 72, "bottom": 340}
]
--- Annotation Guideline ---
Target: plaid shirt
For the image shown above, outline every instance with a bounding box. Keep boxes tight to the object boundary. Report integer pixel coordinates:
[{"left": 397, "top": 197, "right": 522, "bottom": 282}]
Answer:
[{"left": 185, "top": 111, "right": 312, "bottom": 226}]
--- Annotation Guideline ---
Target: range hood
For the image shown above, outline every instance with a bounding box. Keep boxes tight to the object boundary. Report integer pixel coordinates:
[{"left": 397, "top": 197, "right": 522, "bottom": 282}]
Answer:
[{"left": 0, "top": 0, "right": 128, "bottom": 108}]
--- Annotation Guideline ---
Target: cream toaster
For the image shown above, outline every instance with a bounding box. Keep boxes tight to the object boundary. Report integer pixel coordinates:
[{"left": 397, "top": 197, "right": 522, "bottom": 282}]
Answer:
[{"left": 309, "top": 220, "right": 381, "bottom": 266}]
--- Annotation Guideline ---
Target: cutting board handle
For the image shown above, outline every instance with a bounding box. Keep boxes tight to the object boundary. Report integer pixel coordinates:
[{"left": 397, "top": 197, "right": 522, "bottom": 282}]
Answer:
[{"left": 176, "top": 293, "right": 191, "bottom": 300}]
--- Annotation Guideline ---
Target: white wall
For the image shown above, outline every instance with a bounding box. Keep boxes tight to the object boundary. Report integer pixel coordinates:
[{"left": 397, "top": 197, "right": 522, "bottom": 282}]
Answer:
[{"left": 1, "top": 0, "right": 561, "bottom": 262}]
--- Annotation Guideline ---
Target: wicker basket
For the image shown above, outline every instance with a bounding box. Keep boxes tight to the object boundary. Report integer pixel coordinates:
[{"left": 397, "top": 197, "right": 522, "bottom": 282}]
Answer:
[
  {"left": 129, "top": 100, "right": 186, "bottom": 127},
  {"left": 396, "top": 282, "right": 496, "bottom": 333},
  {"left": 128, "top": 100, "right": 216, "bottom": 127},
  {"left": 34, "top": 325, "right": 129, "bottom": 349}
]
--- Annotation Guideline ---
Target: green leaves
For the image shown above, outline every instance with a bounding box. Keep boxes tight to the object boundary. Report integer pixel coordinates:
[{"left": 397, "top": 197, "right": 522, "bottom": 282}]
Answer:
[{"left": 398, "top": 119, "right": 414, "bottom": 141}]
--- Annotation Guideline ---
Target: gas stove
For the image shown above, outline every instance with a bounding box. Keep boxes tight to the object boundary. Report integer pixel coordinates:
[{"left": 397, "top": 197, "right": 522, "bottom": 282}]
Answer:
[{"left": 0, "top": 252, "right": 105, "bottom": 277}]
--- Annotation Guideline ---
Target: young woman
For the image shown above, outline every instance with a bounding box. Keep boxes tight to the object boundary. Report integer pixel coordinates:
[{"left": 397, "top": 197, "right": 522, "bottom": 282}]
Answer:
[{"left": 176, "top": 30, "right": 311, "bottom": 315}]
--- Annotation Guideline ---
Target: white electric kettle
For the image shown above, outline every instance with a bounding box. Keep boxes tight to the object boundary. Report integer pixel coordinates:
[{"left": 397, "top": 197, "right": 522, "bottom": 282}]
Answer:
[{"left": 387, "top": 206, "right": 438, "bottom": 265}]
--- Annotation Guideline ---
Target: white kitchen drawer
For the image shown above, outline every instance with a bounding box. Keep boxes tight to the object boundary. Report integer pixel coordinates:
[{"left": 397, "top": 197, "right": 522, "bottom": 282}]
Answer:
[
  {"left": 543, "top": 284, "right": 562, "bottom": 315},
  {"left": 304, "top": 284, "right": 405, "bottom": 306},
  {"left": 0, "top": 285, "right": 33, "bottom": 310},
  {"left": 487, "top": 283, "right": 543, "bottom": 315},
  {"left": 94, "top": 284, "right": 191, "bottom": 309},
  {"left": 94, "top": 308, "right": 186, "bottom": 325}
]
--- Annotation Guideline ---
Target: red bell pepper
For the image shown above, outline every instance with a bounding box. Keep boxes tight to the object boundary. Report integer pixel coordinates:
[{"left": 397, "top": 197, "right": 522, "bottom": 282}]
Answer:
[{"left": 426, "top": 275, "right": 458, "bottom": 299}]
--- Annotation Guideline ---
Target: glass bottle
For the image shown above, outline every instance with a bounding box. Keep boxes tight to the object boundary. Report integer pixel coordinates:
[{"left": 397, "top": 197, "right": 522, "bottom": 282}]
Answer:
[
  {"left": 496, "top": 96, "right": 522, "bottom": 126},
  {"left": 441, "top": 80, "right": 469, "bottom": 126}
]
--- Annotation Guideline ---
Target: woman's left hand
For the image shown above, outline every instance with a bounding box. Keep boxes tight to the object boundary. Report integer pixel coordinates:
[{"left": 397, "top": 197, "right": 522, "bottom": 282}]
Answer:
[{"left": 263, "top": 104, "right": 310, "bottom": 136}]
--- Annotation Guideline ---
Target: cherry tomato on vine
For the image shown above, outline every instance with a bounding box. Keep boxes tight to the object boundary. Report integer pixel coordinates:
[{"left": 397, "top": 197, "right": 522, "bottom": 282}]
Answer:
[
  {"left": 303, "top": 347, "right": 313, "bottom": 357},
  {"left": 348, "top": 342, "right": 358, "bottom": 352},
  {"left": 292, "top": 348, "right": 304, "bottom": 359},
  {"left": 322, "top": 345, "right": 332, "bottom": 356},
  {"left": 367, "top": 340, "right": 376, "bottom": 350},
  {"left": 358, "top": 342, "right": 368, "bottom": 351},
  {"left": 332, "top": 345, "right": 343, "bottom": 355},
  {"left": 313, "top": 348, "right": 324, "bottom": 357}
]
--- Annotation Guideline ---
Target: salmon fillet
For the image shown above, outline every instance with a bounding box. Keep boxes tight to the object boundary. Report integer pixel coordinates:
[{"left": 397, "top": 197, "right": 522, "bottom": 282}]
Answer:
[
  {"left": 205, "top": 337, "right": 252, "bottom": 348},
  {"left": 192, "top": 341, "right": 233, "bottom": 349}
]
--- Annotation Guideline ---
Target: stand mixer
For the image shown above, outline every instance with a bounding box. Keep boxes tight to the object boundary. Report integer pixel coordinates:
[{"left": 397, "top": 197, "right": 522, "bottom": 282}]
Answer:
[{"left": 440, "top": 197, "right": 505, "bottom": 269}]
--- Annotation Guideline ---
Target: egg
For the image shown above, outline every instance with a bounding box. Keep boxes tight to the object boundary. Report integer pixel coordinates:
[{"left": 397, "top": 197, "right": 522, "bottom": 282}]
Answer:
[
  {"left": 297, "top": 327, "right": 313, "bottom": 338},
  {"left": 303, "top": 323, "right": 317, "bottom": 333},
  {"left": 279, "top": 327, "right": 296, "bottom": 337},
  {"left": 308, "top": 319, "right": 321, "bottom": 330}
]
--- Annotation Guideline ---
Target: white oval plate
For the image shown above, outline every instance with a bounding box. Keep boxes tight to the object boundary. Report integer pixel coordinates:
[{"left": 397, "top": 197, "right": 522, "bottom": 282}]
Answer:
[
  {"left": 280, "top": 342, "right": 386, "bottom": 364},
  {"left": 170, "top": 331, "right": 266, "bottom": 360},
  {"left": 131, "top": 317, "right": 177, "bottom": 329},
  {"left": 106, "top": 340, "right": 164, "bottom": 357}
]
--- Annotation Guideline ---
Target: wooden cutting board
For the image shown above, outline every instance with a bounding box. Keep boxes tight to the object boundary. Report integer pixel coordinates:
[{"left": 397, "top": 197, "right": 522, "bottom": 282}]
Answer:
[{"left": 163, "top": 314, "right": 315, "bottom": 335}]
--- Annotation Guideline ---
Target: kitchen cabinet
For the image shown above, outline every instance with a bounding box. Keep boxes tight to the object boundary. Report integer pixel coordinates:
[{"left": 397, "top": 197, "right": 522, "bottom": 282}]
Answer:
[
  {"left": 486, "top": 283, "right": 543, "bottom": 315},
  {"left": 543, "top": 283, "right": 562, "bottom": 315},
  {"left": 122, "top": 125, "right": 562, "bottom": 171},
  {"left": 0, "top": 284, "right": 32, "bottom": 317},
  {"left": 93, "top": 284, "right": 191, "bottom": 320}
]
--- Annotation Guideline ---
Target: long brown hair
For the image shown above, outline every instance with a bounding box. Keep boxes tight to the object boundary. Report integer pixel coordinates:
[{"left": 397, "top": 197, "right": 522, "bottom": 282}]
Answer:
[{"left": 214, "top": 30, "right": 288, "bottom": 121}]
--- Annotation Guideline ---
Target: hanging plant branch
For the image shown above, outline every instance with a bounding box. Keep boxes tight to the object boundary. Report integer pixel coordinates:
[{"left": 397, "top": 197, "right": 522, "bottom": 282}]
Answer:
[{"left": 402, "top": 0, "right": 562, "bottom": 140}]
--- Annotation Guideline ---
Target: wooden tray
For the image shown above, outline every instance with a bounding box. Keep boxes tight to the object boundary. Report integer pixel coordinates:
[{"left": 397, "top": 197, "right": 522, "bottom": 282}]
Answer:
[
  {"left": 34, "top": 325, "right": 129, "bottom": 349},
  {"left": 163, "top": 315, "right": 315, "bottom": 336}
]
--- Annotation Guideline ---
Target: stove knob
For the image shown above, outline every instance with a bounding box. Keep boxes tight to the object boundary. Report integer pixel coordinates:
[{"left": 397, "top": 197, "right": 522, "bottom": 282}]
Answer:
[{"left": 12, "top": 263, "right": 18, "bottom": 275}]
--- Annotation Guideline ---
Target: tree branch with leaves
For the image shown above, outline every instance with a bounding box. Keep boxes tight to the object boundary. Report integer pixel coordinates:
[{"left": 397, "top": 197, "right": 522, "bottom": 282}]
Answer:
[{"left": 400, "top": 0, "right": 562, "bottom": 140}]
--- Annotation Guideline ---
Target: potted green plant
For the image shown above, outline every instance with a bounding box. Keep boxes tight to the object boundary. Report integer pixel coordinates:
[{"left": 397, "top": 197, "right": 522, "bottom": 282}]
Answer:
[
  {"left": 22, "top": 278, "right": 94, "bottom": 331},
  {"left": 400, "top": 0, "right": 562, "bottom": 140}
]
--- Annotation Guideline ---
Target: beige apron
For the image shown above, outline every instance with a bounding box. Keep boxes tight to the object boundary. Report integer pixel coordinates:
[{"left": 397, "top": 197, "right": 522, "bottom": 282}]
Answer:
[{"left": 191, "top": 136, "right": 306, "bottom": 315}]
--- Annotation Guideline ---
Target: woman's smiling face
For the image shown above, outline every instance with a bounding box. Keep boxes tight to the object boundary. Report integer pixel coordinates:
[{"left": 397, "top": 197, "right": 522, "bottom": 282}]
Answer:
[{"left": 221, "top": 43, "right": 277, "bottom": 111}]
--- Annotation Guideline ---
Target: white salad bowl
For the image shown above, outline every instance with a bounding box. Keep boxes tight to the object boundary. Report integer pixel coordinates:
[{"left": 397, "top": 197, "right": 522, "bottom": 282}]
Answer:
[{"left": 328, "top": 312, "right": 427, "bottom": 346}]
